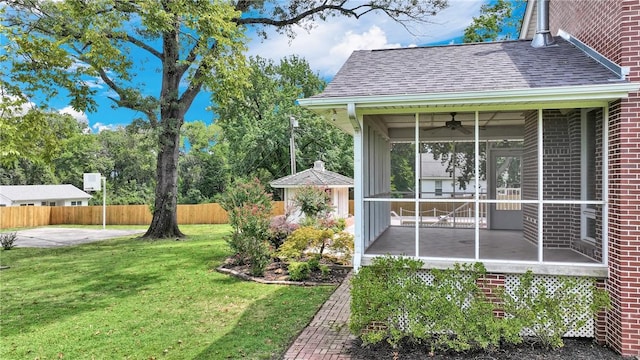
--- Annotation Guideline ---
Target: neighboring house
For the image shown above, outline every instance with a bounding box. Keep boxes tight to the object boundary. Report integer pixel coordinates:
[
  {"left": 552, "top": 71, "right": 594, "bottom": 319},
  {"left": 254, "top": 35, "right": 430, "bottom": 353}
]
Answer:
[
  {"left": 270, "top": 160, "right": 353, "bottom": 222},
  {"left": 298, "top": 0, "right": 640, "bottom": 355},
  {"left": 0, "top": 185, "right": 92, "bottom": 207},
  {"left": 419, "top": 154, "right": 487, "bottom": 197}
]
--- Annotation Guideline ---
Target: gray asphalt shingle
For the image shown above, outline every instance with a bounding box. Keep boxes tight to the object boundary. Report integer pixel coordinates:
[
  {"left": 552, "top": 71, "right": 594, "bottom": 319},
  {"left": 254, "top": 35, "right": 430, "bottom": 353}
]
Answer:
[
  {"left": 271, "top": 162, "right": 353, "bottom": 188},
  {"left": 313, "top": 37, "right": 623, "bottom": 99}
]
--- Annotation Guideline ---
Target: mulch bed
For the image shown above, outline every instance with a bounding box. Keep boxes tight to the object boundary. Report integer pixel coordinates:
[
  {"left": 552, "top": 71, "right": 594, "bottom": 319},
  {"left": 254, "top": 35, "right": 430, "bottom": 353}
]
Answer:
[
  {"left": 217, "top": 257, "right": 351, "bottom": 286},
  {"left": 348, "top": 337, "right": 635, "bottom": 359}
]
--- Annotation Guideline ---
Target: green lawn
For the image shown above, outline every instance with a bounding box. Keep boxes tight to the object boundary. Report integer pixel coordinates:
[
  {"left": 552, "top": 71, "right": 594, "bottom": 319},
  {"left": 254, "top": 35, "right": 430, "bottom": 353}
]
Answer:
[{"left": 0, "top": 225, "right": 336, "bottom": 359}]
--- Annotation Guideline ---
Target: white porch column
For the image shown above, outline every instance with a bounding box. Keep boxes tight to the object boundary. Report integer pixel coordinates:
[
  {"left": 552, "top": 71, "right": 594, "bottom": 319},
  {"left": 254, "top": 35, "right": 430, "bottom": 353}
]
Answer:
[{"left": 351, "top": 104, "right": 363, "bottom": 271}]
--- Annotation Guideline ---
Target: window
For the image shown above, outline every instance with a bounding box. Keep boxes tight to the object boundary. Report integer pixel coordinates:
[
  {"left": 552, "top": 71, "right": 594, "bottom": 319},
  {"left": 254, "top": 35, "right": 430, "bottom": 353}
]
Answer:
[
  {"left": 41, "top": 201, "right": 47, "bottom": 206},
  {"left": 435, "top": 180, "right": 443, "bottom": 196},
  {"left": 70, "top": 201, "right": 82, "bottom": 206}
]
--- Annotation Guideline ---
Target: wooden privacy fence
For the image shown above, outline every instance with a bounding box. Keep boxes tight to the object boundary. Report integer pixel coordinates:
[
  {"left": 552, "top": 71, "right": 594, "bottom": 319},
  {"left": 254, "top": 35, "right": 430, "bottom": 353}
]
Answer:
[{"left": 0, "top": 201, "right": 288, "bottom": 229}]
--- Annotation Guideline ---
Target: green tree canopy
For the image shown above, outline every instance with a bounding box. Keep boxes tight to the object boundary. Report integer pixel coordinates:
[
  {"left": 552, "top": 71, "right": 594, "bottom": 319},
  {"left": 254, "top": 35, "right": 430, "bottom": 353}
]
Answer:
[
  {"left": 2, "top": 0, "right": 449, "bottom": 238},
  {"left": 216, "top": 55, "right": 353, "bottom": 184}
]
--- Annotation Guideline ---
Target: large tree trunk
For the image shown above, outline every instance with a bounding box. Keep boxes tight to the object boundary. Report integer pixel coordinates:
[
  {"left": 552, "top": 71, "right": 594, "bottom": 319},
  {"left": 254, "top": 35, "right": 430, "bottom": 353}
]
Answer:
[{"left": 142, "top": 119, "right": 185, "bottom": 239}]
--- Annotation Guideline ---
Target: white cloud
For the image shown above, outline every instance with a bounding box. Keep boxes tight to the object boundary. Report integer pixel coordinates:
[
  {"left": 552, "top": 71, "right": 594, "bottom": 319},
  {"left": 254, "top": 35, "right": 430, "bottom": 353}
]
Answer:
[
  {"left": 246, "top": 1, "right": 484, "bottom": 77},
  {"left": 91, "top": 122, "right": 118, "bottom": 133},
  {"left": 59, "top": 105, "right": 89, "bottom": 124}
]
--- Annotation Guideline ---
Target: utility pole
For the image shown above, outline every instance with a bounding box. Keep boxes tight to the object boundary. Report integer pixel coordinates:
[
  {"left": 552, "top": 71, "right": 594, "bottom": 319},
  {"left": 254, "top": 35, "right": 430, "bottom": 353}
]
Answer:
[{"left": 290, "top": 116, "right": 299, "bottom": 175}]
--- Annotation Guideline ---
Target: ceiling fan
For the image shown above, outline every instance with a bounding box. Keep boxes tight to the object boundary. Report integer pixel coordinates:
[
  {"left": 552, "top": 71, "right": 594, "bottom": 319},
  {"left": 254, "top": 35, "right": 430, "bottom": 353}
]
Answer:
[{"left": 423, "top": 112, "right": 471, "bottom": 135}]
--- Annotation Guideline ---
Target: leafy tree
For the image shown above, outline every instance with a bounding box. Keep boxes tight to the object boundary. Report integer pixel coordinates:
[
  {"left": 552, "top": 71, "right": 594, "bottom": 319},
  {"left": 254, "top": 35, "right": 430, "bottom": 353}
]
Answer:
[
  {"left": 94, "top": 126, "right": 157, "bottom": 204},
  {"left": 463, "top": 0, "right": 526, "bottom": 43},
  {"left": 390, "top": 143, "right": 415, "bottom": 194},
  {"left": 0, "top": 93, "right": 80, "bottom": 167},
  {"left": 217, "top": 55, "right": 353, "bottom": 184},
  {"left": 423, "top": 0, "right": 526, "bottom": 189},
  {"left": 2, "top": 0, "right": 448, "bottom": 238},
  {"left": 179, "top": 121, "right": 229, "bottom": 203},
  {"left": 0, "top": 110, "right": 87, "bottom": 185}
]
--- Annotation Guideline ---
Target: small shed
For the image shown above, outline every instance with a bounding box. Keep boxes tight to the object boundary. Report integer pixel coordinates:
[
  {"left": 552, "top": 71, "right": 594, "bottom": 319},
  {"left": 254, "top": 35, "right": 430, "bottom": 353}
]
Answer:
[
  {"left": 0, "top": 184, "right": 92, "bottom": 207},
  {"left": 270, "top": 161, "right": 353, "bottom": 221}
]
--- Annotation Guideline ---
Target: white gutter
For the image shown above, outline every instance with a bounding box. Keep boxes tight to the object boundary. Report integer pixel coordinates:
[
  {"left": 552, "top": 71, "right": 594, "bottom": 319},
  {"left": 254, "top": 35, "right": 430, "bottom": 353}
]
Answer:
[{"left": 297, "top": 83, "right": 640, "bottom": 110}]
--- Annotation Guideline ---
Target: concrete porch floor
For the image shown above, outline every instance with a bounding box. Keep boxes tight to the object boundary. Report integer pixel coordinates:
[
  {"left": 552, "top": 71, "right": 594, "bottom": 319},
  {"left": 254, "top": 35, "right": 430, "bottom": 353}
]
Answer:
[{"left": 364, "top": 226, "right": 598, "bottom": 263}]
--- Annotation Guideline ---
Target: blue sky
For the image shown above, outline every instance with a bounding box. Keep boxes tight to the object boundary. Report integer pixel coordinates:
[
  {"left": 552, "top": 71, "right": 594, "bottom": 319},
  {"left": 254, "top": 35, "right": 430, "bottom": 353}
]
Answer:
[{"left": 44, "top": 0, "right": 524, "bottom": 132}]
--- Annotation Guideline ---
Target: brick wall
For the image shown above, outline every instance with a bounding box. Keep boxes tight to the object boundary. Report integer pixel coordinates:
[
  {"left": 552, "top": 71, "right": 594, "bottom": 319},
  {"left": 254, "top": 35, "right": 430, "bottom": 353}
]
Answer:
[
  {"left": 542, "top": 111, "right": 575, "bottom": 247},
  {"left": 522, "top": 110, "right": 591, "bottom": 249},
  {"left": 550, "top": 0, "right": 640, "bottom": 355}
]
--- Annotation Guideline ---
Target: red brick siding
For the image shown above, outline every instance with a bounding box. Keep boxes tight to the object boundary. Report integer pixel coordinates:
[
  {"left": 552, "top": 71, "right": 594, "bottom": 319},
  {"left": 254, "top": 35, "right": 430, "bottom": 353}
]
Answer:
[
  {"left": 550, "top": 0, "right": 623, "bottom": 64},
  {"left": 522, "top": 109, "right": 601, "bottom": 253},
  {"left": 549, "top": 0, "right": 640, "bottom": 355}
]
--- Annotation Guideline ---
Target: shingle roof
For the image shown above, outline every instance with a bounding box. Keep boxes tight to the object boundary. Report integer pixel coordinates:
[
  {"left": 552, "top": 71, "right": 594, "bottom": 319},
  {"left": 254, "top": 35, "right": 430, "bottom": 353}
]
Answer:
[
  {"left": 421, "top": 156, "right": 451, "bottom": 178},
  {"left": 312, "top": 37, "right": 624, "bottom": 99},
  {"left": 270, "top": 161, "right": 353, "bottom": 188},
  {"left": 0, "top": 184, "right": 92, "bottom": 201}
]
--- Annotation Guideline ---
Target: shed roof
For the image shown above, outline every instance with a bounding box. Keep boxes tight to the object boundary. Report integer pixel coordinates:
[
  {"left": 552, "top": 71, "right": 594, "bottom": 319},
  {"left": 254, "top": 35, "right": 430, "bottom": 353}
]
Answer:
[
  {"left": 0, "top": 184, "right": 93, "bottom": 201},
  {"left": 311, "top": 37, "right": 624, "bottom": 100},
  {"left": 270, "top": 161, "right": 353, "bottom": 188}
]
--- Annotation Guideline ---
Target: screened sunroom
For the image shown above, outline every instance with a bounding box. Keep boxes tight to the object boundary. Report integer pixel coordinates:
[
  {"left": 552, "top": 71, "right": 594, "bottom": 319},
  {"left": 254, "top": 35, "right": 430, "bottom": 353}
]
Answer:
[
  {"left": 355, "top": 107, "right": 609, "bottom": 276},
  {"left": 298, "top": 37, "right": 639, "bottom": 276}
]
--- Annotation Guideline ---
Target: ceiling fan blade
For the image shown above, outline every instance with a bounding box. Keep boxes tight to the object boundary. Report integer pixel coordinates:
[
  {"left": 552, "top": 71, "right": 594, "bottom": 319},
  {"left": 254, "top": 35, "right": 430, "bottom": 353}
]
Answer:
[
  {"left": 422, "top": 126, "right": 447, "bottom": 132},
  {"left": 457, "top": 126, "right": 472, "bottom": 135}
]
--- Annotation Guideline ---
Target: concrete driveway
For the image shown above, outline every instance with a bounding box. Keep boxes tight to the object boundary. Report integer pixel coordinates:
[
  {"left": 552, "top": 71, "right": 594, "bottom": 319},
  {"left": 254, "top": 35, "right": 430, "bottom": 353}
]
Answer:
[{"left": 6, "top": 227, "right": 146, "bottom": 248}]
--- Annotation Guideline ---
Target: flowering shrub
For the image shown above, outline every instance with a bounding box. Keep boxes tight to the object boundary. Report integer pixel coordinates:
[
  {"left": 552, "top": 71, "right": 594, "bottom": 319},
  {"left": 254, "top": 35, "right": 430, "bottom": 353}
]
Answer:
[
  {"left": 219, "top": 178, "right": 272, "bottom": 276},
  {"left": 292, "top": 185, "right": 333, "bottom": 222},
  {"left": 267, "top": 215, "right": 298, "bottom": 250}
]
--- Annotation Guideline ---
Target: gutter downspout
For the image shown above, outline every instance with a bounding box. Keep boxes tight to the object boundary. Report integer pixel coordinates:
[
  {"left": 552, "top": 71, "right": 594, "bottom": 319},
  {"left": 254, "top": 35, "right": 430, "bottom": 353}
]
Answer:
[{"left": 531, "top": 0, "right": 556, "bottom": 48}]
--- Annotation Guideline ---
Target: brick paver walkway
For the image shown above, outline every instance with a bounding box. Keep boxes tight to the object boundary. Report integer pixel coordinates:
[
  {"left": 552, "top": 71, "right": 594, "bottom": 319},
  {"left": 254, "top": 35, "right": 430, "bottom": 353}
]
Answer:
[{"left": 283, "top": 272, "right": 354, "bottom": 360}]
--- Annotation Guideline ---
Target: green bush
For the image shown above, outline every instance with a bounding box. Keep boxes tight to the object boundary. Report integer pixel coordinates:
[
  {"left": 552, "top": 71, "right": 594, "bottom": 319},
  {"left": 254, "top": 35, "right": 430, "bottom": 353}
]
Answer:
[
  {"left": 319, "top": 264, "right": 330, "bottom": 279},
  {"left": 350, "top": 256, "right": 609, "bottom": 353},
  {"left": 277, "top": 226, "right": 332, "bottom": 260},
  {"left": 502, "top": 271, "right": 610, "bottom": 349},
  {"left": 307, "top": 255, "right": 320, "bottom": 271},
  {"left": 218, "top": 178, "right": 272, "bottom": 276},
  {"left": 292, "top": 185, "right": 332, "bottom": 220},
  {"left": 288, "top": 261, "right": 310, "bottom": 281}
]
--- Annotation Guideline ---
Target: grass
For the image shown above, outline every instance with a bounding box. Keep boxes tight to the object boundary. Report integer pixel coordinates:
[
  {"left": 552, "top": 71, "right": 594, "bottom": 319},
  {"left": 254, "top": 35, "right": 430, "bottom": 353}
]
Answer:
[{"left": 0, "top": 225, "right": 337, "bottom": 359}]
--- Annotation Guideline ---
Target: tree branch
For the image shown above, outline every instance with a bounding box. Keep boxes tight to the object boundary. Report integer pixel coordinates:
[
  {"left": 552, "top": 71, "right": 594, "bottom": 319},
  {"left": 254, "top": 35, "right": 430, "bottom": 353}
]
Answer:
[
  {"left": 235, "top": 4, "right": 355, "bottom": 27},
  {"left": 125, "top": 34, "right": 162, "bottom": 59},
  {"left": 96, "top": 67, "right": 159, "bottom": 127}
]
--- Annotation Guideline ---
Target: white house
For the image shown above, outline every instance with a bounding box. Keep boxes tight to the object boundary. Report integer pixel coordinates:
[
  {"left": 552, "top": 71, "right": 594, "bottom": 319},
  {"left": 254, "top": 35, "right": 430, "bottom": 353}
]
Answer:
[
  {"left": 0, "top": 184, "right": 92, "bottom": 207},
  {"left": 270, "top": 160, "right": 353, "bottom": 222},
  {"left": 420, "top": 154, "right": 487, "bottom": 198}
]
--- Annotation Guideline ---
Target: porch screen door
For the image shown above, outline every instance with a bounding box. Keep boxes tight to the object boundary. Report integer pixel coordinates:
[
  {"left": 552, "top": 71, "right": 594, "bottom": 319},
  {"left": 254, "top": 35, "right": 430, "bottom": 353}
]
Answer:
[{"left": 488, "top": 149, "right": 523, "bottom": 230}]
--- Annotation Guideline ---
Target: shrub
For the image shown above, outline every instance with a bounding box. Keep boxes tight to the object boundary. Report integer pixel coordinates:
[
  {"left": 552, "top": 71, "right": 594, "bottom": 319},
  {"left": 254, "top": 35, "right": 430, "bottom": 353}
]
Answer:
[
  {"left": 288, "top": 261, "right": 310, "bottom": 281},
  {"left": 267, "top": 215, "right": 298, "bottom": 250},
  {"left": 319, "top": 264, "right": 330, "bottom": 279},
  {"left": 218, "top": 178, "right": 273, "bottom": 276},
  {"left": 502, "top": 270, "right": 610, "bottom": 349},
  {"left": 0, "top": 232, "right": 17, "bottom": 250},
  {"left": 350, "top": 256, "right": 609, "bottom": 353},
  {"left": 307, "top": 255, "right": 320, "bottom": 271},
  {"left": 328, "top": 231, "right": 354, "bottom": 260},
  {"left": 292, "top": 185, "right": 333, "bottom": 221},
  {"left": 277, "top": 226, "right": 330, "bottom": 260},
  {"left": 277, "top": 225, "right": 353, "bottom": 264},
  {"left": 350, "top": 255, "right": 425, "bottom": 347}
]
